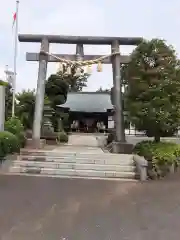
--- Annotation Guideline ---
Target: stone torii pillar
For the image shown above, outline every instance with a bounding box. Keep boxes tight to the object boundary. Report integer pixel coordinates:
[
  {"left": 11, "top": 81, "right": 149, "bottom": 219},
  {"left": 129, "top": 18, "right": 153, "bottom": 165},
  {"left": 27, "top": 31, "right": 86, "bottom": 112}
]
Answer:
[
  {"left": 111, "top": 41, "right": 125, "bottom": 141},
  {"left": 111, "top": 40, "right": 129, "bottom": 153},
  {"left": 32, "top": 38, "right": 49, "bottom": 147}
]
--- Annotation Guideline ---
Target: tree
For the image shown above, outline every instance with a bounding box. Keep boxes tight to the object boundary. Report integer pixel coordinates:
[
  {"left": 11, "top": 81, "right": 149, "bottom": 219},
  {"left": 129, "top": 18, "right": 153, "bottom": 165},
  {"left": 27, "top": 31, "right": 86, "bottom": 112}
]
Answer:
[
  {"left": 16, "top": 89, "right": 35, "bottom": 130},
  {"left": 57, "top": 64, "right": 90, "bottom": 92},
  {"left": 14, "top": 74, "right": 69, "bottom": 131},
  {"left": 123, "top": 39, "right": 180, "bottom": 141},
  {"left": 96, "top": 87, "right": 110, "bottom": 92},
  {"left": 45, "top": 74, "right": 70, "bottom": 131},
  {"left": 45, "top": 74, "right": 69, "bottom": 109}
]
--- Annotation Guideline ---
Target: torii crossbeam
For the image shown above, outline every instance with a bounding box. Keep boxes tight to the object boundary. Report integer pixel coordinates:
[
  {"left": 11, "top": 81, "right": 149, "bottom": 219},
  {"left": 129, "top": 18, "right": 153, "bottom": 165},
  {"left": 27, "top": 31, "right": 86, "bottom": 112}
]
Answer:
[
  {"left": 26, "top": 52, "right": 131, "bottom": 64},
  {"left": 19, "top": 34, "right": 142, "bottom": 153}
]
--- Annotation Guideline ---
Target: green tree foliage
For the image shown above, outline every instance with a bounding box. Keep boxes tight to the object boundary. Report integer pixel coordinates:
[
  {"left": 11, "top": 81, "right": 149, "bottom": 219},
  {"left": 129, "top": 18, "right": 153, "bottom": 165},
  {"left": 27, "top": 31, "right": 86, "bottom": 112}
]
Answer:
[
  {"left": 45, "top": 74, "right": 69, "bottom": 109},
  {"left": 0, "top": 80, "right": 8, "bottom": 87},
  {"left": 57, "top": 64, "right": 90, "bottom": 92},
  {"left": 16, "top": 89, "right": 35, "bottom": 130},
  {"left": 123, "top": 39, "right": 180, "bottom": 141},
  {"left": 45, "top": 74, "right": 70, "bottom": 131},
  {"left": 14, "top": 75, "right": 69, "bottom": 131},
  {"left": 0, "top": 131, "right": 20, "bottom": 159}
]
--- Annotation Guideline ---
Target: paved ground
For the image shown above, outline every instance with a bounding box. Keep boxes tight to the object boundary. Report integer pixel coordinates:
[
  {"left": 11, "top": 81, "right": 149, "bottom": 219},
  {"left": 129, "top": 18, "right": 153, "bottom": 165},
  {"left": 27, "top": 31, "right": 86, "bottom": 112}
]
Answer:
[
  {"left": 52, "top": 145, "right": 104, "bottom": 153},
  {"left": 68, "top": 134, "right": 99, "bottom": 147},
  {"left": 0, "top": 174, "right": 180, "bottom": 240},
  {"left": 67, "top": 133, "right": 180, "bottom": 146}
]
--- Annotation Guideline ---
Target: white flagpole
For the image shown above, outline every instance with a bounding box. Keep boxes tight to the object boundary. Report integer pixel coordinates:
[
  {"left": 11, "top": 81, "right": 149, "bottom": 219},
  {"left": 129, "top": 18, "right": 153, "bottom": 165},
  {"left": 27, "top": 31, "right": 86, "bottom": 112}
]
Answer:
[{"left": 12, "top": 0, "right": 19, "bottom": 117}]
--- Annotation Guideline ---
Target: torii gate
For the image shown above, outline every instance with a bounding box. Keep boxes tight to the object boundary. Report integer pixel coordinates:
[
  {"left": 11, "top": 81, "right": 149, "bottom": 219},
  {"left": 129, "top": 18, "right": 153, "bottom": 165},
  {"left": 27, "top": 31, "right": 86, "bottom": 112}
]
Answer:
[{"left": 18, "top": 34, "right": 142, "bottom": 153}]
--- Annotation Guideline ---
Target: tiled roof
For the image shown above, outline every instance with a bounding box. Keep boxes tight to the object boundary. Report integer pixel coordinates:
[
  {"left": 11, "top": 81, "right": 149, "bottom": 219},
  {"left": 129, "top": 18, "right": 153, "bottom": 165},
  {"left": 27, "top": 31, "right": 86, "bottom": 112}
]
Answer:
[{"left": 58, "top": 92, "right": 113, "bottom": 112}]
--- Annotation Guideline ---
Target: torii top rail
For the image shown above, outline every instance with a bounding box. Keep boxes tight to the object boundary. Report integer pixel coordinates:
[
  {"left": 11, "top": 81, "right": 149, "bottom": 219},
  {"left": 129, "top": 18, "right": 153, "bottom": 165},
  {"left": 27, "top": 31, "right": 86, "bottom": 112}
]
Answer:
[{"left": 18, "top": 34, "right": 142, "bottom": 45}]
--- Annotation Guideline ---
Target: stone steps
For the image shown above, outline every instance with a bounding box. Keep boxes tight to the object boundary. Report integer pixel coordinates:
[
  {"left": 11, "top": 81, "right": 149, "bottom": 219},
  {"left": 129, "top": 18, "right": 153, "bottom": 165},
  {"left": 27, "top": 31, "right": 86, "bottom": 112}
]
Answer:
[
  {"left": 10, "top": 167, "right": 136, "bottom": 179},
  {"left": 12, "top": 160, "right": 135, "bottom": 172},
  {"left": 19, "top": 154, "right": 134, "bottom": 165},
  {"left": 20, "top": 151, "right": 132, "bottom": 157},
  {"left": 7, "top": 146, "right": 137, "bottom": 180}
]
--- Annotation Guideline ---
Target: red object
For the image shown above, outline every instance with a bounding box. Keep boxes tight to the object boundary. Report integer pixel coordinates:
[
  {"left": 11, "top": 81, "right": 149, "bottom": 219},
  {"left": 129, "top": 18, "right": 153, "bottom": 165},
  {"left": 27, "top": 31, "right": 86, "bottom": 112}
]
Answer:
[
  {"left": 12, "top": 12, "right": 16, "bottom": 27},
  {"left": 13, "top": 12, "right": 16, "bottom": 21}
]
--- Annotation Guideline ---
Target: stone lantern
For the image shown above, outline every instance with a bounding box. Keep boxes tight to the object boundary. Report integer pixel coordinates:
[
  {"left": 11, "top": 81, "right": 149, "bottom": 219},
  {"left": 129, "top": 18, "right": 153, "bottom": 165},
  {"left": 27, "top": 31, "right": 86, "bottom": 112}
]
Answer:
[{"left": 41, "top": 99, "right": 56, "bottom": 138}]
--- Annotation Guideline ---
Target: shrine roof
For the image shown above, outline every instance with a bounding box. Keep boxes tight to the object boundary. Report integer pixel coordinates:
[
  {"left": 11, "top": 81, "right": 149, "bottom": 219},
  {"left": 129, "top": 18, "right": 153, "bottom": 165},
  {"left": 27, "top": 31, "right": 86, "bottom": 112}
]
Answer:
[{"left": 58, "top": 92, "right": 113, "bottom": 113}]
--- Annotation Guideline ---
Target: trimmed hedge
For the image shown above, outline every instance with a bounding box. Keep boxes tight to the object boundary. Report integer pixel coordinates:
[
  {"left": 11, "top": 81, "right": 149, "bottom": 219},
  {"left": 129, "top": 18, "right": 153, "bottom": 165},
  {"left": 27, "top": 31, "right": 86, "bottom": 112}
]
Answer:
[
  {"left": 5, "top": 117, "right": 26, "bottom": 148},
  {"left": 0, "top": 131, "right": 20, "bottom": 159},
  {"left": 134, "top": 140, "right": 180, "bottom": 178}
]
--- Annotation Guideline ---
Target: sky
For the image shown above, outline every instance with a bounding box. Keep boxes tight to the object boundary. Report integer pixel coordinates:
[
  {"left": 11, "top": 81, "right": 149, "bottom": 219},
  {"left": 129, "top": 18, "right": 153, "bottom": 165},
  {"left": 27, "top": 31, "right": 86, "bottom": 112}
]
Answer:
[{"left": 0, "top": 0, "right": 180, "bottom": 93}]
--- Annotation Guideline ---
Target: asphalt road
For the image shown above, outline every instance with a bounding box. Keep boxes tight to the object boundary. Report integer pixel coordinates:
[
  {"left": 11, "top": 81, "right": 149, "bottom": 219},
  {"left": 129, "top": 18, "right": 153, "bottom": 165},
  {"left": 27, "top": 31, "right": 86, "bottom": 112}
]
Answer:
[{"left": 0, "top": 174, "right": 180, "bottom": 240}]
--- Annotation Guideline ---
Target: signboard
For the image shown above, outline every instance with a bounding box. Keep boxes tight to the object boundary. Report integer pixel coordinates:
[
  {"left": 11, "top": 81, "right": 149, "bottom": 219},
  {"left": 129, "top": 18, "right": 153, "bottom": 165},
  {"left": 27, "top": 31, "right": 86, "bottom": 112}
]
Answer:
[{"left": 108, "top": 116, "right": 114, "bottom": 129}]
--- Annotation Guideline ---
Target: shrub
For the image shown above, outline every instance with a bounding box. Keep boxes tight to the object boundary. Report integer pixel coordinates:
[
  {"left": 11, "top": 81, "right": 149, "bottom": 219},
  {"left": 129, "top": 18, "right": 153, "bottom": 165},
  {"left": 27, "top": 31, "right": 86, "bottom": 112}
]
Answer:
[
  {"left": 0, "top": 131, "right": 20, "bottom": 159},
  {"left": 5, "top": 117, "right": 26, "bottom": 148},
  {"left": 57, "top": 131, "right": 68, "bottom": 143},
  {"left": 5, "top": 117, "right": 24, "bottom": 134},
  {"left": 134, "top": 141, "right": 180, "bottom": 178},
  {"left": 133, "top": 140, "right": 156, "bottom": 159}
]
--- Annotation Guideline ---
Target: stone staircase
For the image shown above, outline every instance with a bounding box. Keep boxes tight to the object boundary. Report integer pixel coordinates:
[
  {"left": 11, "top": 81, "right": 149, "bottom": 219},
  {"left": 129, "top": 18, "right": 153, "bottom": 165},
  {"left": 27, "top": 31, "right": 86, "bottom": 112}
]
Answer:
[
  {"left": 7, "top": 147, "right": 137, "bottom": 181},
  {"left": 5, "top": 134, "right": 140, "bottom": 181}
]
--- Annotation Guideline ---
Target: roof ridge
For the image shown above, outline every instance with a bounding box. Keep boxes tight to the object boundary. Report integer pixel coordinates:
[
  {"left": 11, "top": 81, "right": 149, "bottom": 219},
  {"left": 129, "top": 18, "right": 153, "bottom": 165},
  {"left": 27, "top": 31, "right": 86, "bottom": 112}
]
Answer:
[
  {"left": 68, "top": 91, "right": 110, "bottom": 95},
  {"left": 57, "top": 91, "right": 113, "bottom": 112}
]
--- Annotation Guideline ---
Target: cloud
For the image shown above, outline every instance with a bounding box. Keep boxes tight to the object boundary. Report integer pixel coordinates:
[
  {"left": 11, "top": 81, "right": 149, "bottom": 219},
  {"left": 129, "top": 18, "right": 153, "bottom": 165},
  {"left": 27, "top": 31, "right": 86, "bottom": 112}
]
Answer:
[{"left": 1, "top": 0, "right": 180, "bottom": 92}]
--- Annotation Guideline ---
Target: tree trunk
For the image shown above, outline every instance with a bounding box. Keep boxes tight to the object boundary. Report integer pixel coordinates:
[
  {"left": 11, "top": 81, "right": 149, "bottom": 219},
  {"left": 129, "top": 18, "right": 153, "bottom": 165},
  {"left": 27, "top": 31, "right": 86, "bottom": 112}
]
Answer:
[{"left": 154, "top": 135, "right": 160, "bottom": 142}]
